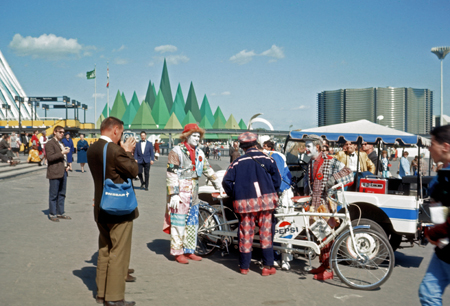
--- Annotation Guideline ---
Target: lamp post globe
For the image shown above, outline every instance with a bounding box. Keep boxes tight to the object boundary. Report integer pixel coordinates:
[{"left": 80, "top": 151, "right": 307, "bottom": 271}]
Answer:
[{"left": 431, "top": 46, "right": 450, "bottom": 126}]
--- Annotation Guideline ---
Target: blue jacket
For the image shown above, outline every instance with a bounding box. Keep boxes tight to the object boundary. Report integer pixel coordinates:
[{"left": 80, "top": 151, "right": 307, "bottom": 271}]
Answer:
[
  {"left": 222, "top": 148, "right": 281, "bottom": 214},
  {"left": 134, "top": 140, "right": 155, "bottom": 164}
]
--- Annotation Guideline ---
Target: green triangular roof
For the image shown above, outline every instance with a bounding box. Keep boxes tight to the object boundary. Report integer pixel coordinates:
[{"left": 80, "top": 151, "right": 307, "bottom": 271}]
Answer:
[
  {"left": 199, "top": 116, "right": 213, "bottom": 129},
  {"left": 200, "top": 95, "right": 215, "bottom": 126},
  {"left": 212, "top": 115, "right": 226, "bottom": 129},
  {"left": 96, "top": 114, "right": 105, "bottom": 129},
  {"left": 225, "top": 114, "right": 240, "bottom": 129},
  {"left": 213, "top": 106, "right": 227, "bottom": 126},
  {"left": 164, "top": 112, "right": 183, "bottom": 129},
  {"left": 173, "top": 83, "right": 185, "bottom": 110},
  {"left": 181, "top": 110, "right": 197, "bottom": 126},
  {"left": 185, "top": 82, "right": 201, "bottom": 122},
  {"left": 110, "top": 90, "right": 127, "bottom": 119},
  {"left": 121, "top": 92, "right": 128, "bottom": 108},
  {"left": 170, "top": 94, "right": 186, "bottom": 124},
  {"left": 129, "top": 91, "right": 140, "bottom": 111},
  {"left": 238, "top": 119, "right": 247, "bottom": 130},
  {"left": 160, "top": 59, "right": 173, "bottom": 111},
  {"left": 152, "top": 89, "right": 171, "bottom": 128},
  {"left": 121, "top": 101, "right": 138, "bottom": 128},
  {"left": 130, "top": 101, "right": 157, "bottom": 129},
  {"left": 101, "top": 102, "right": 110, "bottom": 118},
  {"left": 145, "top": 80, "right": 157, "bottom": 109}
]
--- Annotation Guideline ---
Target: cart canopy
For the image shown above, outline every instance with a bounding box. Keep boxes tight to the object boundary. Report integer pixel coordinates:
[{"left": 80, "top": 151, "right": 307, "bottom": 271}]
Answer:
[{"left": 290, "top": 120, "right": 430, "bottom": 146}]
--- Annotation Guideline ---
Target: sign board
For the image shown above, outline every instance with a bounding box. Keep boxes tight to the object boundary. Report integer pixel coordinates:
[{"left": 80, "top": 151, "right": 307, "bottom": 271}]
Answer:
[{"left": 29, "top": 97, "right": 58, "bottom": 102}]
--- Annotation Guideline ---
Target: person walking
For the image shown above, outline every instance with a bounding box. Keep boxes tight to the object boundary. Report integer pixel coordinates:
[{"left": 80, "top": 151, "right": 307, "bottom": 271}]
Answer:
[
  {"left": 399, "top": 151, "right": 410, "bottom": 178},
  {"left": 134, "top": 131, "right": 154, "bottom": 191},
  {"left": 39, "top": 130, "right": 48, "bottom": 166},
  {"left": 87, "top": 117, "right": 138, "bottom": 306},
  {"left": 222, "top": 132, "right": 281, "bottom": 276},
  {"left": 164, "top": 123, "right": 221, "bottom": 264},
  {"left": 10, "top": 132, "right": 20, "bottom": 158},
  {"left": 22, "top": 132, "right": 30, "bottom": 155},
  {"left": 62, "top": 132, "right": 74, "bottom": 171},
  {"left": 381, "top": 150, "right": 390, "bottom": 179},
  {"left": 418, "top": 124, "right": 450, "bottom": 306},
  {"left": 45, "top": 126, "right": 71, "bottom": 222},
  {"left": 76, "top": 134, "right": 89, "bottom": 173},
  {"left": 154, "top": 139, "right": 160, "bottom": 160}
]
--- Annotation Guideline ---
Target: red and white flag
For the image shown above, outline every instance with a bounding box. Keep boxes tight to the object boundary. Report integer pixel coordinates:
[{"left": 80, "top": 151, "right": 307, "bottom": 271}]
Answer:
[{"left": 106, "top": 65, "right": 109, "bottom": 88}]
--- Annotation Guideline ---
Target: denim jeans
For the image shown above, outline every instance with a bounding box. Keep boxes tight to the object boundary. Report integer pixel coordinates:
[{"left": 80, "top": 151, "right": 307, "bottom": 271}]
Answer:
[
  {"left": 419, "top": 253, "right": 450, "bottom": 305},
  {"left": 48, "top": 172, "right": 67, "bottom": 217}
]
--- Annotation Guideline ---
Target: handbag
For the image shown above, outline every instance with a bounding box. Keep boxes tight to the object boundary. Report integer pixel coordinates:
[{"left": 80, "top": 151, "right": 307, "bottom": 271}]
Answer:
[{"left": 100, "top": 142, "right": 138, "bottom": 215}]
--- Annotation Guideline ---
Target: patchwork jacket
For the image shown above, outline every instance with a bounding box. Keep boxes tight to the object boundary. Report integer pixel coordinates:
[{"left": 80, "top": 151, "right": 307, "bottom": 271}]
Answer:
[{"left": 222, "top": 148, "right": 281, "bottom": 214}]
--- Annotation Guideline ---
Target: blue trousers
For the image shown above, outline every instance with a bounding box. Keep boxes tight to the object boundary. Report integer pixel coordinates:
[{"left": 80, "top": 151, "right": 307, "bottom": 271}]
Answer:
[
  {"left": 419, "top": 253, "right": 450, "bottom": 306},
  {"left": 48, "top": 172, "right": 67, "bottom": 216}
]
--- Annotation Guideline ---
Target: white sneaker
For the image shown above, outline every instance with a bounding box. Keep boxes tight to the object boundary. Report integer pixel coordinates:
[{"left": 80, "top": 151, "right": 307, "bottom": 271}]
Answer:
[
  {"left": 273, "top": 260, "right": 281, "bottom": 268},
  {"left": 281, "top": 261, "right": 291, "bottom": 271}
]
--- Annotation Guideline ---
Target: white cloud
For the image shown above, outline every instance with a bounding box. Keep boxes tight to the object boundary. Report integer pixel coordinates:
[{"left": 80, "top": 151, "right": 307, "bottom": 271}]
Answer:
[
  {"left": 152, "top": 55, "right": 189, "bottom": 65},
  {"left": 148, "top": 61, "right": 155, "bottom": 67},
  {"left": 113, "top": 45, "right": 126, "bottom": 52},
  {"left": 114, "top": 57, "right": 128, "bottom": 65},
  {"left": 8, "top": 33, "right": 90, "bottom": 60},
  {"left": 76, "top": 72, "right": 84, "bottom": 78},
  {"left": 211, "top": 91, "right": 230, "bottom": 96},
  {"left": 154, "top": 45, "right": 177, "bottom": 53},
  {"left": 261, "top": 45, "right": 285, "bottom": 60},
  {"left": 93, "top": 93, "right": 105, "bottom": 99},
  {"left": 291, "top": 105, "right": 310, "bottom": 110},
  {"left": 229, "top": 50, "right": 256, "bottom": 65}
]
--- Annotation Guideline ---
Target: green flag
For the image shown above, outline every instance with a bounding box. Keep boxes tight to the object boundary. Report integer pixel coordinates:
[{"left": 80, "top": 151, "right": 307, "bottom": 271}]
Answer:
[{"left": 86, "top": 69, "right": 96, "bottom": 79}]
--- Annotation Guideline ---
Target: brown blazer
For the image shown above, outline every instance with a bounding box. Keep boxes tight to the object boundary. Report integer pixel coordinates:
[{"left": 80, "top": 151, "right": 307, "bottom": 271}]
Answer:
[
  {"left": 87, "top": 139, "right": 139, "bottom": 224},
  {"left": 45, "top": 138, "right": 66, "bottom": 179},
  {"left": 335, "top": 150, "right": 376, "bottom": 174}
]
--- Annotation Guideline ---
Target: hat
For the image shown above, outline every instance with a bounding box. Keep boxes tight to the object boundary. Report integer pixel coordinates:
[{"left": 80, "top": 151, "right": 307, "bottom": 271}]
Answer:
[
  {"left": 302, "top": 134, "right": 322, "bottom": 143},
  {"left": 238, "top": 132, "right": 257, "bottom": 143},
  {"left": 180, "top": 123, "right": 205, "bottom": 141}
]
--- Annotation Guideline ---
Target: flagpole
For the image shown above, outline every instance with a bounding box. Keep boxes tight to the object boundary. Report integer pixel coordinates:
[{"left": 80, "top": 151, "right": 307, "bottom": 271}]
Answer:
[
  {"left": 107, "top": 62, "right": 110, "bottom": 117},
  {"left": 94, "top": 64, "right": 97, "bottom": 128}
]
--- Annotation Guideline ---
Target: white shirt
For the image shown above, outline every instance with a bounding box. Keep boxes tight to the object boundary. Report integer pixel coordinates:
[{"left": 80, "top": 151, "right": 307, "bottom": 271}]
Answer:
[
  {"left": 39, "top": 135, "right": 48, "bottom": 146},
  {"left": 100, "top": 135, "right": 112, "bottom": 143},
  {"left": 140, "top": 141, "right": 146, "bottom": 153},
  {"left": 347, "top": 153, "right": 358, "bottom": 172}
]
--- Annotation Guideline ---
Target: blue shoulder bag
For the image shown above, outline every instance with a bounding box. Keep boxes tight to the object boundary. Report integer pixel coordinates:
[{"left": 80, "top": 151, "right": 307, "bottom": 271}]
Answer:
[{"left": 100, "top": 142, "right": 138, "bottom": 215}]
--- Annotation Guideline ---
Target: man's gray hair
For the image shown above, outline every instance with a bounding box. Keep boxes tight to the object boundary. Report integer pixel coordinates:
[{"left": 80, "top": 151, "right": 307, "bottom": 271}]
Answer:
[{"left": 303, "top": 134, "right": 324, "bottom": 150}]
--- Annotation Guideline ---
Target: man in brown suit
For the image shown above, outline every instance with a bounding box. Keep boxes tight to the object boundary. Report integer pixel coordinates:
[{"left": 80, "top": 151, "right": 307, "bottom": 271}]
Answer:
[
  {"left": 45, "top": 125, "right": 71, "bottom": 222},
  {"left": 335, "top": 141, "right": 376, "bottom": 174},
  {"left": 87, "top": 117, "right": 138, "bottom": 306}
]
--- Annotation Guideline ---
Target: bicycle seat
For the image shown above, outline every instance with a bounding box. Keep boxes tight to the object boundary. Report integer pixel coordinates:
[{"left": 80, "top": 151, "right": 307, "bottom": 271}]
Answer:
[{"left": 292, "top": 196, "right": 312, "bottom": 203}]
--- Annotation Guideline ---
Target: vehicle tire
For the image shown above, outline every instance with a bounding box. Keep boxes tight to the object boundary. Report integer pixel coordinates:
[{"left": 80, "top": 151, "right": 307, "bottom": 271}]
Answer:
[
  {"left": 195, "top": 207, "right": 220, "bottom": 257},
  {"left": 351, "top": 218, "right": 387, "bottom": 238},
  {"left": 331, "top": 228, "right": 395, "bottom": 290},
  {"left": 388, "top": 233, "right": 402, "bottom": 252}
]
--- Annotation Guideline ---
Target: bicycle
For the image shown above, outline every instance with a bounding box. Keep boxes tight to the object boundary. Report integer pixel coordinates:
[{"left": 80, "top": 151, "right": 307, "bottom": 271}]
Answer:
[{"left": 196, "top": 183, "right": 395, "bottom": 290}]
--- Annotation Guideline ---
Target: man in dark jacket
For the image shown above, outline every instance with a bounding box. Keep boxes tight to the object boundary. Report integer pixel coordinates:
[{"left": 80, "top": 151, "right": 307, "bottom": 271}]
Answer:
[
  {"left": 45, "top": 126, "right": 71, "bottom": 222},
  {"left": 87, "top": 117, "right": 138, "bottom": 306},
  {"left": 134, "top": 131, "right": 154, "bottom": 191},
  {"left": 222, "top": 132, "right": 281, "bottom": 276},
  {"left": 419, "top": 124, "right": 450, "bottom": 306}
]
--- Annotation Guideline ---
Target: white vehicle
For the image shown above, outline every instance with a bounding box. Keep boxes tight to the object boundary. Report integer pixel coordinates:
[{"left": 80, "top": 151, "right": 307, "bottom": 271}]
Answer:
[{"left": 284, "top": 121, "right": 432, "bottom": 251}]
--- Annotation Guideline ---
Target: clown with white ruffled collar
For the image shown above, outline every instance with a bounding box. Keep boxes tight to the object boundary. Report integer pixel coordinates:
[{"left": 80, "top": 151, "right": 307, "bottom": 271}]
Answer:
[{"left": 164, "top": 123, "right": 221, "bottom": 264}]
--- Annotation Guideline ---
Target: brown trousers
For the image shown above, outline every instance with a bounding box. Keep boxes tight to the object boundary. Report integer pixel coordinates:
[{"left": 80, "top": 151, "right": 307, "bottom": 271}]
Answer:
[{"left": 96, "top": 221, "right": 133, "bottom": 301}]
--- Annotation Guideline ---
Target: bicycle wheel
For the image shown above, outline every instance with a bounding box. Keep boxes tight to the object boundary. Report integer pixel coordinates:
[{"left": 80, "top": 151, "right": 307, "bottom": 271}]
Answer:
[
  {"left": 195, "top": 207, "right": 220, "bottom": 257},
  {"left": 330, "top": 228, "right": 395, "bottom": 290}
]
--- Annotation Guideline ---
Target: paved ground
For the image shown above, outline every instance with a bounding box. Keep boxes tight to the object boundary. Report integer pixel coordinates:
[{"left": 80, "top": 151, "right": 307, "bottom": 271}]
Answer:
[{"left": 0, "top": 154, "right": 448, "bottom": 306}]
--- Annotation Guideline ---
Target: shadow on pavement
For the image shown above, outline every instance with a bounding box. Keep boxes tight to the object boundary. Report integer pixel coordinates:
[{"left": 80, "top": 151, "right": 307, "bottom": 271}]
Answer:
[
  {"left": 73, "top": 265, "right": 97, "bottom": 298},
  {"left": 147, "top": 239, "right": 171, "bottom": 260},
  {"left": 394, "top": 251, "right": 424, "bottom": 268},
  {"left": 41, "top": 209, "right": 49, "bottom": 216}
]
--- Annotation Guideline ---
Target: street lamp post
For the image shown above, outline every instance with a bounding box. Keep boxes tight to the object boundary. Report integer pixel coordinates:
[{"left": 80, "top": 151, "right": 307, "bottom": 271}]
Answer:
[
  {"left": 42, "top": 104, "right": 49, "bottom": 118},
  {"left": 15, "top": 96, "right": 24, "bottom": 136},
  {"left": 431, "top": 47, "right": 450, "bottom": 126},
  {"left": 63, "top": 96, "right": 70, "bottom": 126},
  {"left": 82, "top": 104, "right": 88, "bottom": 123},
  {"left": 2, "top": 104, "right": 10, "bottom": 121}
]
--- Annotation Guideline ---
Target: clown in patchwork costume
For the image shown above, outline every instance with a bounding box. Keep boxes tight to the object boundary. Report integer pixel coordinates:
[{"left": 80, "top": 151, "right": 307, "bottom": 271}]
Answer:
[
  {"left": 164, "top": 124, "right": 221, "bottom": 264},
  {"left": 303, "top": 134, "right": 354, "bottom": 281}
]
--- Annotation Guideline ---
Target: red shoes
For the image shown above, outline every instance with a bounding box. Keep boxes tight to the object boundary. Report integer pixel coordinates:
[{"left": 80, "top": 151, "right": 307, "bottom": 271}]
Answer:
[
  {"left": 185, "top": 253, "right": 202, "bottom": 261},
  {"left": 308, "top": 264, "right": 328, "bottom": 275},
  {"left": 261, "top": 267, "right": 276, "bottom": 276},
  {"left": 175, "top": 254, "right": 202, "bottom": 264},
  {"left": 240, "top": 269, "right": 249, "bottom": 275},
  {"left": 175, "top": 255, "right": 189, "bottom": 264},
  {"left": 313, "top": 270, "right": 334, "bottom": 280}
]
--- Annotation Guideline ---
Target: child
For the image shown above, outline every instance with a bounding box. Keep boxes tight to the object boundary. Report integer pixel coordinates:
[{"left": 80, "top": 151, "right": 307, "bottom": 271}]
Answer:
[
  {"left": 27, "top": 145, "right": 42, "bottom": 166},
  {"left": 381, "top": 150, "right": 389, "bottom": 179}
]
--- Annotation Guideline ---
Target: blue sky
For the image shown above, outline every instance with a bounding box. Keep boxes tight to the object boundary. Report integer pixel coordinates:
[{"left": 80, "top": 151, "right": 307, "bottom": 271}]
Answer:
[{"left": 2, "top": 0, "right": 450, "bottom": 130}]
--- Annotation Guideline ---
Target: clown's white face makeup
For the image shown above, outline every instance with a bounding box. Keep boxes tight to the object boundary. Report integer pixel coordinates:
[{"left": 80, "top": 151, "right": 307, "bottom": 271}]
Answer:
[
  {"left": 305, "top": 141, "right": 319, "bottom": 159},
  {"left": 187, "top": 132, "right": 200, "bottom": 147}
]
